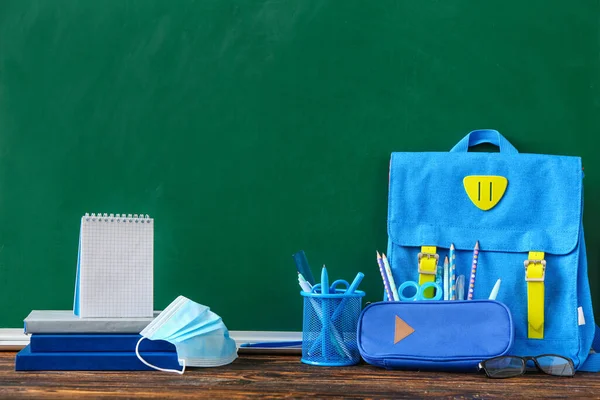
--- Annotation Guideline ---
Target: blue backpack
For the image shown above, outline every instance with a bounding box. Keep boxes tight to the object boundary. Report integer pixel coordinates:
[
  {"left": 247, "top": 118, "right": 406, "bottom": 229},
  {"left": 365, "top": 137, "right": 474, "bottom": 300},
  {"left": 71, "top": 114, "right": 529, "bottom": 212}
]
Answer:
[{"left": 385, "top": 130, "right": 599, "bottom": 371}]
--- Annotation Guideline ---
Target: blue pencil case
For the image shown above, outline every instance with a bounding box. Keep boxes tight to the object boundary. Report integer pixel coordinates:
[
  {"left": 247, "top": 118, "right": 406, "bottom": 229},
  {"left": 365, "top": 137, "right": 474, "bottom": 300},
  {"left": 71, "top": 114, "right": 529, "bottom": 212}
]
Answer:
[{"left": 357, "top": 300, "right": 514, "bottom": 371}]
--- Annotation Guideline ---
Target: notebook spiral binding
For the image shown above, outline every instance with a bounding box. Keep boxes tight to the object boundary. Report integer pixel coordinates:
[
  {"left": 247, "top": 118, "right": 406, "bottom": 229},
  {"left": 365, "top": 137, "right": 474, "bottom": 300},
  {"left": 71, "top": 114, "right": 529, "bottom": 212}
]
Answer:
[{"left": 83, "top": 213, "right": 153, "bottom": 223}]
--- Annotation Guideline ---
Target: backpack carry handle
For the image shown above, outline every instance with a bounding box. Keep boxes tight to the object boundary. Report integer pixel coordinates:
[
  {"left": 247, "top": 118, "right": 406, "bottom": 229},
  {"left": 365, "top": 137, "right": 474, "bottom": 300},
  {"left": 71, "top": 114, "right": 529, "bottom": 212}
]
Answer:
[{"left": 450, "top": 129, "right": 519, "bottom": 154}]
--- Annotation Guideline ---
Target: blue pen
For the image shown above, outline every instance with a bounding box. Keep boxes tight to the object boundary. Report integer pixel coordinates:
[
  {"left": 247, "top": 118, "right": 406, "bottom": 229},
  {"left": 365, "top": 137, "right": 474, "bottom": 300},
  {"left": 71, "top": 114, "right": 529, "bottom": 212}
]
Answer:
[
  {"left": 320, "top": 265, "right": 330, "bottom": 360},
  {"left": 240, "top": 341, "right": 302, "bottom": 348},
  {"left": 331, "top": 272, "right": 364, "bottom": 321},
  {"left": 346, "top": 272, "right": 365, "bottom": 294},
  {"left": 321, "top": 265, "right": 329, "bottom": 294}
]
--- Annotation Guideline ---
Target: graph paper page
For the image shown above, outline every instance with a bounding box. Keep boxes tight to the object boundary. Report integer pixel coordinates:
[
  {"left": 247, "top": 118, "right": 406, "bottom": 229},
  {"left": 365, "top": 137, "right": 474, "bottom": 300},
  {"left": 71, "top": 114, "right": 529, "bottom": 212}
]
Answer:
[{"left": 79, "top": 214, "right": 154, "bottom": 318}]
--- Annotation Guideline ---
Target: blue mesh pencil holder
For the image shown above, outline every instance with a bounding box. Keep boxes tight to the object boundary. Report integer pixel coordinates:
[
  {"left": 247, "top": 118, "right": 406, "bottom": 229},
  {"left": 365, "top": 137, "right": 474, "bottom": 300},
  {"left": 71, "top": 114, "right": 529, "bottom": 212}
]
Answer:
[{"left": 301, "top": 287, "right": 365, "bottom": 366}]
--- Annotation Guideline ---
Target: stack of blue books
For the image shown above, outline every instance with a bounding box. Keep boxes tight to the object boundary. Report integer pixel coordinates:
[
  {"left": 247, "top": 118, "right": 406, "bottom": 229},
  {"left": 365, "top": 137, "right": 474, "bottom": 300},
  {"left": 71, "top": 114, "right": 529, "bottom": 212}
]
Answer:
[{"left": 16, "top": 311, "right": 179, "bottom": 371}]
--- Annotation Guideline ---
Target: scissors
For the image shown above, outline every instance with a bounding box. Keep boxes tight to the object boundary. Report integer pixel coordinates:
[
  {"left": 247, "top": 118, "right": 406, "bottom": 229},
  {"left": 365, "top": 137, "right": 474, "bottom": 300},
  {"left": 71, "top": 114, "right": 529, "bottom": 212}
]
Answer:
[
  {"left": 311, "top": 279, "right": 349, "bottom": 294},
  {"left": 398, "top": 281, "right": 443, "bottom": 301}
]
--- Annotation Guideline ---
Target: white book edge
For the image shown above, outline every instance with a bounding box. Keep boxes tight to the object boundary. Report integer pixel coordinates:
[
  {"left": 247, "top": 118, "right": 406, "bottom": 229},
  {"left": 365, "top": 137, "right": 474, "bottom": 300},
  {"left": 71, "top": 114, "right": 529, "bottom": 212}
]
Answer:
[{"left": 0, "top": 329, "right": 29, "bottom": 351}]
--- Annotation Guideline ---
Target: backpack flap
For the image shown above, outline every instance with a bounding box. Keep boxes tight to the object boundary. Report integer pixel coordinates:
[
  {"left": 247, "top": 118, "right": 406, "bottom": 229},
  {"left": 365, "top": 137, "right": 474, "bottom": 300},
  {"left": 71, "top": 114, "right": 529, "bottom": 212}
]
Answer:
[
  {"left": 357, "top": 300, "right": 514, "bottom": 371},
  {"left": 386, "top": 140, "right": 592, "bottom": 367},
  {"left": 388, "top": 151, "right": 582, "bottom": 254}
]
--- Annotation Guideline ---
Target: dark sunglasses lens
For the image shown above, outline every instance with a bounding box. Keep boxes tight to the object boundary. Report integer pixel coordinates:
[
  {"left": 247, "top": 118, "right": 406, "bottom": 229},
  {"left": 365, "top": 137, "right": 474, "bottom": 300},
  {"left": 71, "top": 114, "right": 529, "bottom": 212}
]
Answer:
[
  {"left": 483, "top": 357, "right": 525, "bottom": 378},
  {"left": 536, "top": 356, "right": 575, "bottom": 376}
]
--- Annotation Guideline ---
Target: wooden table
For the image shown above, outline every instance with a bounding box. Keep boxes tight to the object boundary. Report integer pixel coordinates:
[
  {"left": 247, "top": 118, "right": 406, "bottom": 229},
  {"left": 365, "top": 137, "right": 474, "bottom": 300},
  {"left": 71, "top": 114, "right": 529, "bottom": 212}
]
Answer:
[{"left": 1, "top": 351, "right": 598, "bottom": 398}]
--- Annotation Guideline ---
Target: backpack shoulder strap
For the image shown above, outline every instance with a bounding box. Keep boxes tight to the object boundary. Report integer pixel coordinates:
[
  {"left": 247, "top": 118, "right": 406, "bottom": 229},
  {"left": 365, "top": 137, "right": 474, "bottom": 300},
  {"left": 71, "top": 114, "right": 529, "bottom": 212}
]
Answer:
[{"left": 578, "top": 324, "right": 600, "bottom": 372}]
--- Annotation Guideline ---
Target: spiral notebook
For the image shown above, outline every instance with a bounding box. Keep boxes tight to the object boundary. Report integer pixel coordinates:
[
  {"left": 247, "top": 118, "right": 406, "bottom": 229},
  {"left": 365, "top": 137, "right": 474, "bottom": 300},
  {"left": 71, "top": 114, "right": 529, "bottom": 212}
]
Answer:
[{"left": 74, "top": 213, "right": 154, "bottom": 318}]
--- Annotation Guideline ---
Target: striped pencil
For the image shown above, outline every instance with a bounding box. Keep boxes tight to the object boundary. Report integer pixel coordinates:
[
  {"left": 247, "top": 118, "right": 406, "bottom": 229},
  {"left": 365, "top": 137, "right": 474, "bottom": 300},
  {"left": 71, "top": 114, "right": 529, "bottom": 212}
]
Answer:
[
  {"left": 467, "top": 241, "right": 479, "bottom": 300},
  {"left": 376, "top": 251, "right": 393, "bottom": 301},
  {"left": 443, "top": 256, "right": 449, "bottom": 300},
  {"left": 450, "top": 243, "right": 456, "bottom": 300},
  {"left": 381, "top": 253, "right": 400, "bottom": 301}
]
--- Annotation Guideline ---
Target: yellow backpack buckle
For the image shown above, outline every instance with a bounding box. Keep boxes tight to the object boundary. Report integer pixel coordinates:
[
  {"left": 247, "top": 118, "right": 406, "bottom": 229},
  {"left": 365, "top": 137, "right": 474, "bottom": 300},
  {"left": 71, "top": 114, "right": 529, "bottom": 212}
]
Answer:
[
  {"left": 417, "top": 252, "right": 439, "bottom": 275},
  {"left": 524, "top": 259, "right": 546, "bottom": 282}
]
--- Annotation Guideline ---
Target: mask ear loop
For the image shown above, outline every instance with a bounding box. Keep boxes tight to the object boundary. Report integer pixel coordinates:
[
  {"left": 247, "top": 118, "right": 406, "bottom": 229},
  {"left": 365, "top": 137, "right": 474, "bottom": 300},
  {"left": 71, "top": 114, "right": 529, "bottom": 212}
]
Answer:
[{"left": 135, "top": 337, "right": 186, "bottom": 375}]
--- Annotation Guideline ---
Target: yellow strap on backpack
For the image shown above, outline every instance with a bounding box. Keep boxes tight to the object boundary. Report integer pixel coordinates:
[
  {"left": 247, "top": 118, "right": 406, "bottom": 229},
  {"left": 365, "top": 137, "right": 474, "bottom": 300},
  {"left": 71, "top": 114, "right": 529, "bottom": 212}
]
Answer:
[
  {"left": 418, "top": 246, "right": 438, "bottom": 298},
  {"left": 525, "top": 251, "right": 545, "bottom": 339}
]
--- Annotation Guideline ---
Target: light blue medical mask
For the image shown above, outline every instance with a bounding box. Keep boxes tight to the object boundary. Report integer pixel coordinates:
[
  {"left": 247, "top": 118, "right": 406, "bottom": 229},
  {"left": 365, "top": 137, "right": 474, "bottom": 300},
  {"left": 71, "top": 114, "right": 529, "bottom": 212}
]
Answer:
[{"left": 136, "top": 296, "right": 238, "bottom": 374}]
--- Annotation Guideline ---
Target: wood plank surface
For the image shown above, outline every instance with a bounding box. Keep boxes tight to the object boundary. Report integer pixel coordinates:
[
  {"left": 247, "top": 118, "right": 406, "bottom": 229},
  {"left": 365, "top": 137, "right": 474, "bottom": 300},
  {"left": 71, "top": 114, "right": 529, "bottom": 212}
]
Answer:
[{"left": 1, "top": 351, "right": 598, "bottom": 399}]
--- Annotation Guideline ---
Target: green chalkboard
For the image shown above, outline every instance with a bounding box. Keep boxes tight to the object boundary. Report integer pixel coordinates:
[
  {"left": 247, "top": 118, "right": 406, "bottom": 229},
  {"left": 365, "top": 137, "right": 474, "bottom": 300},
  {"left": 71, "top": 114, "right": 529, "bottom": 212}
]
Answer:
[{"left": 0, "top": 0, "right": 599, "bottom": 330}]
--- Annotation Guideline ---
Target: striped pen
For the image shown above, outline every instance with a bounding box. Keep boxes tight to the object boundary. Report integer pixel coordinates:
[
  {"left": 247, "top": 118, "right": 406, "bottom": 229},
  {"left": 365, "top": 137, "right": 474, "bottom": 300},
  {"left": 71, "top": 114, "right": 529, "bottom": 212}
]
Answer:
[
  {"left": 467, "top": 241, "right": 479, "bottom": 300},
  {"left": 376, "top": 251, "right": 394, "bottom": 301},
  {"left": 449, "top": 243, "right": 456, "bottom": 300}
]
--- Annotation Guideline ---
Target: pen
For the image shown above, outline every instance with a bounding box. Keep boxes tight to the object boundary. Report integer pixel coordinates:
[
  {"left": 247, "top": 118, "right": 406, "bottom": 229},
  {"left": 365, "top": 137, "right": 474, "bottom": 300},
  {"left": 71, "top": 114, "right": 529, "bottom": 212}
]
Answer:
[
  {"left": 489, "top": 279, "right": 501, "bottom": 300},
  {"left": 346, "top": 272, "right": 364, "bottom": 294},
  {"left": 320, "top": 265, "right": 330, "bottom": 359},
  {"left": 331, "top": 272, "right": 364, "bottom": 321},
  {"left": 321, "top": 265, "right": 330, "bottom": 294},
  {"left": 240, "top": 341, "right": 302, "bottom": 348},
  {"left": 456, "top": 275, "right": 465, "bottom": 300}
]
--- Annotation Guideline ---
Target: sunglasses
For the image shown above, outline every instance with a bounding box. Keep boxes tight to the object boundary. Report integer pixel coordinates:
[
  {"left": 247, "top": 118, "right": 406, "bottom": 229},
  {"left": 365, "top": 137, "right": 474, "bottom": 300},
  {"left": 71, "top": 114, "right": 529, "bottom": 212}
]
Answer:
[{"left": 478, "top": 355, "right": 575, "bottom": 378}]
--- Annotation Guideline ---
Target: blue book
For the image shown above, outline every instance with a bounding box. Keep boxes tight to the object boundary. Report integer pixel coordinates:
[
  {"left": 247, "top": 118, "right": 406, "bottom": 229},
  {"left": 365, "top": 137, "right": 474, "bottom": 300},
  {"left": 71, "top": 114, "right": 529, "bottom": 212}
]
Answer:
[
  {"left": 29, "top": 334, "right": 175, "bottom": 353},
  {"left": 15, "top": 345, "right": 181, "bottom": 371}
]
